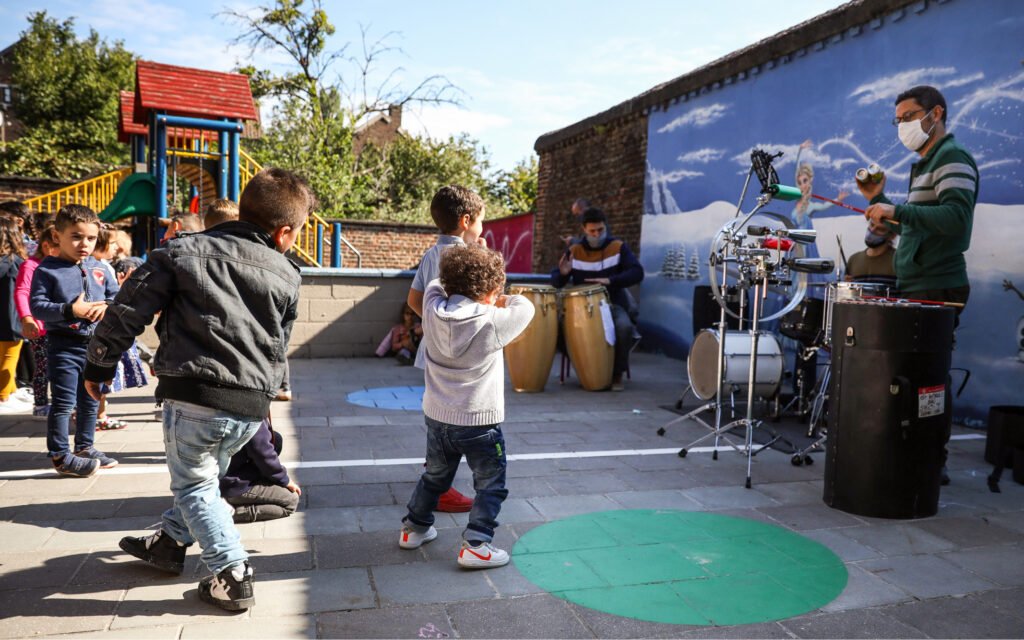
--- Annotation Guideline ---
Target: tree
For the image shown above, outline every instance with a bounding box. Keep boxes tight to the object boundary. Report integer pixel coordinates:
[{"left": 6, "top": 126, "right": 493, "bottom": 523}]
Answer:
[
  {"left": 491, "top": 156, "right": 539, "bottom": 215},
  {"left": 0, "top": 12, "right": 135, "bottom": 179}
]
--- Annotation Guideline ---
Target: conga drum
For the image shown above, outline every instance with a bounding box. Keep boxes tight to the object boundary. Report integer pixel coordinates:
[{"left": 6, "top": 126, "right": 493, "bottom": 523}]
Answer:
[
  {"left": 504, "top": 284, "right": 558, "bottom": 392},
  {"left": 560, "top": 285, "right": 614, "bottom": 391}
]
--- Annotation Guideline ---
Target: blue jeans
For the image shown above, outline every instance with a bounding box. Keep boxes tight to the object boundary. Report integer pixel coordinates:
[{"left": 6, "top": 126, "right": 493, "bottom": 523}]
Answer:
[
  {"left": 404, "top": 417, "right": 508, "bottom": 543},
  {"left": 46, "top": 337, "right": 98, "bottom": 458},
  {"left": 160, "top": 400, "right": 261, "bottom": 575}
]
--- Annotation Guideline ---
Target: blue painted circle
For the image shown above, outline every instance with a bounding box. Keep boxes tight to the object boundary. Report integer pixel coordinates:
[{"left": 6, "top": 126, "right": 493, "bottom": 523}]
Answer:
[{"left": 346, "top": 386, "right": 424, "bottom": 410}]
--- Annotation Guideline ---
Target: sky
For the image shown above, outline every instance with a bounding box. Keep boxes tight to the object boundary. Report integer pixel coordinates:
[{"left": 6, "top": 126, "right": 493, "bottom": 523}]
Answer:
[{"left": 0, "top": 0, "right": 847, "bottom": 172}]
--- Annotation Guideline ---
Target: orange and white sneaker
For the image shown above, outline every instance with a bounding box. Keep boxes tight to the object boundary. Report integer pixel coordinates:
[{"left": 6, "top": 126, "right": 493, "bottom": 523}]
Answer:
[
  {"left": 398, "top": 525, "right": 437, "bottom": 549},
  {"left": 457, "top": 541, "right": 509, "bottom": 569}
]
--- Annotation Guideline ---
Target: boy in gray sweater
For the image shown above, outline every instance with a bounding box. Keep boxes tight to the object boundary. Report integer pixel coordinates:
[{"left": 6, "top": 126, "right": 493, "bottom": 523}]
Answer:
[{"left": 399, "top": 245, "right": 534, "bottom": 568}]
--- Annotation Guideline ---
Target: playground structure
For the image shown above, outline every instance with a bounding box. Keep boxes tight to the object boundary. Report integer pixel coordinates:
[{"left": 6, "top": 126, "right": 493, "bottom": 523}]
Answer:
[{"left": 21, "top": 60, "right": 349, "bottom": 267}]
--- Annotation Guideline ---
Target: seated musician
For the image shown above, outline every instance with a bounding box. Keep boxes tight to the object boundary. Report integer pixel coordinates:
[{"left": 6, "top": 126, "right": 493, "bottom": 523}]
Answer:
[
  {"left": 844, "top": 220, "right": 897, "bottom": 290},
  {"left": 551, "top": 207, "right": 644, "bottom": 391}
]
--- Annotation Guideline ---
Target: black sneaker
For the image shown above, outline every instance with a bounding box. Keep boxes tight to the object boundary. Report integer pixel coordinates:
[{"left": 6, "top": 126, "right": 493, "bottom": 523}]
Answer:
[
  {"left": 119, "top": 530, "right": 188, "bottom": 574},
  {"left": 53, "top": 454, "right": 99, "bottom": 478},
  {"left": 75, "top": 447, "right": 118, "bottom": 469},
  {"left": 198, "top": 562, "right": 255, "bottom": 611}
]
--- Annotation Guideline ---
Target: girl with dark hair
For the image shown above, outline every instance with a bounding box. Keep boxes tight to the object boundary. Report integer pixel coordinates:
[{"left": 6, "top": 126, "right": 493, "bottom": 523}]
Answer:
[{"left": 0, "top": 217, "right": 30, "bottom": 413}]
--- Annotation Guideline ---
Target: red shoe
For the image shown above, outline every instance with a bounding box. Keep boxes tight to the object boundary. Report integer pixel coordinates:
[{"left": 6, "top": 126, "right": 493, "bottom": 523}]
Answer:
[{"left": 436, "top": 488, "right": 473, "bottom": 512}]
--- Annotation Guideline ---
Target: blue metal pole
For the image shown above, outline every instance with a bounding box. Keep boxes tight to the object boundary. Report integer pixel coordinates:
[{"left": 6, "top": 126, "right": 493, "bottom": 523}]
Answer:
[
  {"left": 315, "top": 225, "right": 324, "bottom": 266},
  {"left": 229, "top": 126, "right": 240, "bottom": 201},
  {"left": 331, "top": 223, "right": 342, "bottom": 268},
  {"left": 218, "top": 130, "right": 228, "bottom": 198},
  {"left": 155, "top": 116, "right": 167, "bottom": 221},
  {"left": 155, "top": 115, "right": 244, "bottom": 133}
]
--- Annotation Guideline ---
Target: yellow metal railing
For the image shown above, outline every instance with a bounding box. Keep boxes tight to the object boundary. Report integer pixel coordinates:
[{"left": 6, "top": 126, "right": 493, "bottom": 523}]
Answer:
[
  {"left": 23, "top": 167, "right": 132, "bottom": 215},
  {"left": 238, "top": 149, "right": 333, "bottom": 267}
]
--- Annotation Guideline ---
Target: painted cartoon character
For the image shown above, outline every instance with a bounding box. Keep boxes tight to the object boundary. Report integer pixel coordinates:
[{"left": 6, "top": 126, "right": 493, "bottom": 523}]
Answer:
[{"left": 1004, "top": 279, "right": 1024, "bottom": 363}]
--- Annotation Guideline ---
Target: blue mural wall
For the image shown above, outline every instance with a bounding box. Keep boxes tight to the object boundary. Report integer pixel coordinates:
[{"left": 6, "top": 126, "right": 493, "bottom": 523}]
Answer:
[{"left": 640, "top": 0, "right": 1024, "bottom": 424}]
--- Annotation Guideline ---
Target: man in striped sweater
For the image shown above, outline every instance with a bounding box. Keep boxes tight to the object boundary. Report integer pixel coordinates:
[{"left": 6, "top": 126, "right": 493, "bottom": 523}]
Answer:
[
  {"left": 861, "top": 85, "right": 977, "bottom": 487},
  {"left": 552, "top": 207, "right": 644, "bottom": 391},
  {"left": 861, "top": 85, "right": 977, "bottom": 316}
]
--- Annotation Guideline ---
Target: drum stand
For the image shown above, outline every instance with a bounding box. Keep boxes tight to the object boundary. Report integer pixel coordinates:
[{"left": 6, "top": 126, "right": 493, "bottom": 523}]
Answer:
[{"left": 791, "top": 365, "right": 830, "bottom": 466}]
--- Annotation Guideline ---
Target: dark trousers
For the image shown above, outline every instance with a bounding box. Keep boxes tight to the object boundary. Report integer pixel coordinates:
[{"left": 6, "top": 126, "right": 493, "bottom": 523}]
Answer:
[
  {"left": 31, "top": 337, "right": 48, "bottom": 407},
  {"left": 226, "top": 484, "right": 299, "bottom": 523},
  {"left": 611, "top": 303, "right": 637, "bottom": 377},
  {"left": 16, "top": 340, "right": 34, "bottom": 389},
  {"left": 45, "top": 337, "right": 98, "bottom": 458},
  {"left": 404, "top": 417, "right": 508, "bottom": 543}
]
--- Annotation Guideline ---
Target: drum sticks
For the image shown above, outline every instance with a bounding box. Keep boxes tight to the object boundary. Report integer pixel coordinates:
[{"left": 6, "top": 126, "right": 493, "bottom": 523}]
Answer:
[{"left": 811, "top": 194, "right": 901, "bottom": 225}]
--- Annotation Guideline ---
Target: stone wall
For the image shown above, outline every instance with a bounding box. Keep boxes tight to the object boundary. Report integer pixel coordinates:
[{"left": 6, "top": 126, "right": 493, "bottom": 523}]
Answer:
[
  {"left": 332, "top": 219, "right": 436, "bottom": 270},
  {"left": 532, "top": 113, "right": 648, "bottom": 274}
]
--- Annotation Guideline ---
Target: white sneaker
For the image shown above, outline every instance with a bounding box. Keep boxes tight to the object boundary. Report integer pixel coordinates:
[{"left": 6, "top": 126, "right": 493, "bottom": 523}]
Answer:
[
  {"left": 12, "top": 387, "right": 34, "bottom": 404},
  {"left": 0, "top": 397, "right": 32, "bottom": 415},
  {"left": 457, "top": 541, "right": 510, "bottom": 569},
  {"left": 399, "top": 525, "right": 438, "bottom": 549}
]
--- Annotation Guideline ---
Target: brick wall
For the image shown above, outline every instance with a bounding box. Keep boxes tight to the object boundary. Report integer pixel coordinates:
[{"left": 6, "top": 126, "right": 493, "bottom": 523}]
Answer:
[
  {"left": 333, "top": 219, "right": 437, "bottom": 270},
  {"left": 0, "top": 175, "right": 73, "bottom": 203},
  {"left": 532, "top": 113, "right": 648, "bottom": 274}
]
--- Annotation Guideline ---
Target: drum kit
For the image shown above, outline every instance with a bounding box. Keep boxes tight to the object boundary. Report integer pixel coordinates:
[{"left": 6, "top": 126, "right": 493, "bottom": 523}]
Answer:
[
  {"left": 505, "top": 283, "right": 615, "bottom": 393},
  {"left": 657, "top": 149, "right": 837, "bottom": 488}
]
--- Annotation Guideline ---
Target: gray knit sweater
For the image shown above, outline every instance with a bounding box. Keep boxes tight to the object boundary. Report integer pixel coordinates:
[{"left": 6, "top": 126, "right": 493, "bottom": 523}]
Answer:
[{"left": 421, "top": 279, "right": 535, "bottom": 426}]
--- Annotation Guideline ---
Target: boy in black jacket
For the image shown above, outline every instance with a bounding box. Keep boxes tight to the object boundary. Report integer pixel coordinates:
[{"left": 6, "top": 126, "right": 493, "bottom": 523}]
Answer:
[
  {"left": 30, "top": 205, "right": 120, "bottom": 477},
  {"left": 84, "top": 168, "right": 313, "bottom": 612},
  {"left": 222, "top": 417, "right": 301, "bottom": 523}
]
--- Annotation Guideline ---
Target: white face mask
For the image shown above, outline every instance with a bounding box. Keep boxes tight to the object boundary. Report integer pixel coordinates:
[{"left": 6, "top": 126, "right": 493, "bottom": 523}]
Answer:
[
  {"left": 897, "top": 112, "right": 936, "bottom": 152},
  {"left": 586, "top": 231, "right": 607, "bottom": 248}
]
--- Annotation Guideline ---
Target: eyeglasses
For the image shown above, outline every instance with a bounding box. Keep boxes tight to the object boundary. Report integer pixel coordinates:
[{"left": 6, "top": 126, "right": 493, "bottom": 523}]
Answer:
[{"left": 892, "top": 109, "right": 926, "bottom": 126}]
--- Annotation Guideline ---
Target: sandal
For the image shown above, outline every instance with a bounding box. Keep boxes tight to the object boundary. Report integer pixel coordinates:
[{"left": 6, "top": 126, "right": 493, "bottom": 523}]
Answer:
[{"left": 97, "top": 417, "right": 127, "bottom": 430}]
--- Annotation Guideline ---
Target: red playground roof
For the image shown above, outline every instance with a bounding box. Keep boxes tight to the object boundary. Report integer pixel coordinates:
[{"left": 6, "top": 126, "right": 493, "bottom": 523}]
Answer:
[
  {"left": 133, "top": 60, "right": 258, "bottom": 124},
  {"left": 119, "top": 91, "right": 221, "bottom": 144}
]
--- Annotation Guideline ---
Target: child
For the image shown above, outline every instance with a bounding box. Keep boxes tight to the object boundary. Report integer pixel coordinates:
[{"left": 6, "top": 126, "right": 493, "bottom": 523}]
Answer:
[
  {"left": 85, "top": 168, "right": 312, "bottom": 612},
  {"left": 0, "top": 217, "right": 29, "bottom": 414},
  {"left": 399, "top": 245, "right": 534, "bottom": 569},
  {"left": 203, "top": 198, "right": 240, "bottom": 229},
  {"left": 90, "top": 226, "right": 124, "bottom": 430},
  {"left": 382, "top": 303, "right": 422, "bottom": 365},
  {"left": 15, "top": 224, "right": 59, "bottom": 416},
  {"left": 221, "top": 417, "right": 301, "bottom": 524},
  {"left": 29, "top": 205, "right": 119, "bottom": 476},
  {"left": 162, "top": 212, "right": 204, "bottom": 242},
  {"left": 406, "top": 185, "right": 487, "bottom": 513}
]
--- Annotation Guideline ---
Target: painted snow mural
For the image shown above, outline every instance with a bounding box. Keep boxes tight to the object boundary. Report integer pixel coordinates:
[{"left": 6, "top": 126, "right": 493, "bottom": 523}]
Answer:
[{"left": 639, "top": 0, "right": 1023, "bottom": 424}]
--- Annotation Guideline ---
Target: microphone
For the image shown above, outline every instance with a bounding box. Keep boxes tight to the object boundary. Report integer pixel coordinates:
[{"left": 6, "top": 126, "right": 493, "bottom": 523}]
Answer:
[
  {"left": 767, "top": 184, "right": 802, "bottom": 201},
  {"left": 747, "top": 225, "right": 770, "bottom": 236},
  {"left": 786, "top": 258, "right": 835, "bottom": 274}
]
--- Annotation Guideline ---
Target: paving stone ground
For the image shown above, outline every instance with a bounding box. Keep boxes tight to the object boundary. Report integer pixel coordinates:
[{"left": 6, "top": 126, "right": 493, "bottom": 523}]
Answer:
[{"left": 1, "top": 353, "right": 1022, "bottom": 638}]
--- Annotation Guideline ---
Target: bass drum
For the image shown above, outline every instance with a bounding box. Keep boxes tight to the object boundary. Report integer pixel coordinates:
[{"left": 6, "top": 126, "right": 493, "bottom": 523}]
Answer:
[{"left": 687, "top": 329, "right": 783, "bottom": 401}]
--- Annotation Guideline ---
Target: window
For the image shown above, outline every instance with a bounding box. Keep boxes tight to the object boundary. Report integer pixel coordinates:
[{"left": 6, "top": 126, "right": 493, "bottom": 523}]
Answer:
[{"left": 0, "top": 85, "right": 12, "bottom": 105}]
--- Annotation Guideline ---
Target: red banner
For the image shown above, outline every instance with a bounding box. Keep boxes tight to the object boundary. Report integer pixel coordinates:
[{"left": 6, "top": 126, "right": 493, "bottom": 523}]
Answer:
[{"left": 482, "top": 212, "right": 534, "bottom": 273}]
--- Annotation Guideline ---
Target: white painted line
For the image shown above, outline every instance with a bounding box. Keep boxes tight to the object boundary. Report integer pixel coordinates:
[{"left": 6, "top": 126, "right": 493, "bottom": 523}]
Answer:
[{"left": 0, "top": 434, "right": 986, "bottom": 480}]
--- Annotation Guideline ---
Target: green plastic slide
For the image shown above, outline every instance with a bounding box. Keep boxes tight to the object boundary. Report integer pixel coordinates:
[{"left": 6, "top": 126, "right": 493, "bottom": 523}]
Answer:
[{"left": 100, "top": 173, "right": 157, "bottom": 222}]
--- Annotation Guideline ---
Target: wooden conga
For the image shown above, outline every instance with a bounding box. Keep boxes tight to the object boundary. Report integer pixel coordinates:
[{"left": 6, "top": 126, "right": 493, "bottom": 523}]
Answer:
[
  {"left": 560, "top": 284, "right": 614, "bottom": 391},
  {"left": 504, "top": 284, "right": 558, "bottom": 392}
]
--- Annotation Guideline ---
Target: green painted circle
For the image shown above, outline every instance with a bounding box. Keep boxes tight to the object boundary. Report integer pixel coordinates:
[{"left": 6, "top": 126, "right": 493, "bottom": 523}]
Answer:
[{"left": 512, "top": 510, "right": 847, "bottom": 626}]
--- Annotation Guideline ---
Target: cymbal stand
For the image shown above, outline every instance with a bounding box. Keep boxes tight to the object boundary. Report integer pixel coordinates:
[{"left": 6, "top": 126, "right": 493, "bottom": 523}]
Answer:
[{"left": 658, "top": 242, "right": 746, "bottom": 458}]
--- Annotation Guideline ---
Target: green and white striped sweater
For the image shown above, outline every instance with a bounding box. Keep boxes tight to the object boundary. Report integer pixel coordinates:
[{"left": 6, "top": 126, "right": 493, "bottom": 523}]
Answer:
[{"left": 872, "top": 133, "right": 978, "bottom": 293}]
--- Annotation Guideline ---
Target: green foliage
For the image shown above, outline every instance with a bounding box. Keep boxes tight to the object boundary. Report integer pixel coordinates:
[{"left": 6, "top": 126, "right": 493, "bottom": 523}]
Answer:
[
  {"left": 0, "top": 12, "right": 135, "bottom": 179},
  {"left": 491, "top": 156, "right": 539, "bottom": 215}
]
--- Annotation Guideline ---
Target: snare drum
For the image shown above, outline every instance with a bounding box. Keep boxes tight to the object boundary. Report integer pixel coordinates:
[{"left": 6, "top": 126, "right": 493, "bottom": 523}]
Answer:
[
  {"left": 823, "top": 282, "right": 895, "bottom": 346},
  {"left": 560, "top": 284, "right": 614, "bottom": 391},
  {"left": 504, "top": 284, "right": 558, "bottom": 392},
  {"left": 687, "top": 329, "right": 783, "bottom": 400}
]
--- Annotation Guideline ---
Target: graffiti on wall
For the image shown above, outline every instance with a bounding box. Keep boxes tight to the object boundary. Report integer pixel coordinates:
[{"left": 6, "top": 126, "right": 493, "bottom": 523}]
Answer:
[
  {"left": 483, "top": 212, "right": 534, "bottom": 274},
  {"left": 639, "top": 0, "right": 1024, "bottom": 422}
]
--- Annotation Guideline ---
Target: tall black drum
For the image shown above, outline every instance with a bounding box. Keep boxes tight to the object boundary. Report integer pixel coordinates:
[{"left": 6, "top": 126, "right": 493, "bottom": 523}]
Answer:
[{"left": 823, "top": 301, "right": 955, "bottom": 519}]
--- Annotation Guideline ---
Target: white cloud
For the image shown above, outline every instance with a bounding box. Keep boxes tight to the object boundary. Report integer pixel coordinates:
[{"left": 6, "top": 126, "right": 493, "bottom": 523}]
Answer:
[
  {"left": 677, "top": 148, "right": 725, "bottom": 164},
  {"left": 403, "top": 103, "right": 511, "bottom": 140},
  {"left": 848, "top": 67, "right": 987, "bottom": 106},
  {"left": 656, "top": 103, "right": 729, "bottom": 134},
  {"left": 649, "top": 167, "right": 704, "bottom": 184}
]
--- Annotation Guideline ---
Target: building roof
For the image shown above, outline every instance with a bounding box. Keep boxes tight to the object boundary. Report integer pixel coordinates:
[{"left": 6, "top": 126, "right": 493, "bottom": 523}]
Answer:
[
  {"left": 119, "top": 90, "right": 222, "bottom": 144},
  {"left": 133, "top": 60, "right": 258, "bottom": 124},
  {"left": 534, "top": 0, "right": 919, "bottom": 152}
]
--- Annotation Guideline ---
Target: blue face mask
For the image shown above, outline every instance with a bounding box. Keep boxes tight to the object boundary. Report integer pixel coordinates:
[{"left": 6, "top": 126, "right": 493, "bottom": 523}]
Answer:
[
  {"left": 864, "top": 229, "right": 890, "bottom": 248},
  {"left": 586, "top": 231, "right": 607, "bottom": 248}
]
